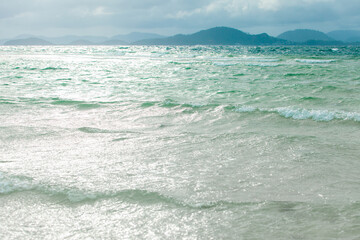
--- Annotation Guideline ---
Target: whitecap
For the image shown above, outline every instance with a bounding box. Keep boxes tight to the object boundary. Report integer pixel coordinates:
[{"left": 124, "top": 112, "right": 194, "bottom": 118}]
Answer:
[
  {"left": 274, "top": 107, "right": 360, "bottom": 122},
  {"left": 275, "top": 107, "right": 335, "bottom": 121},
  {"left": 0, "top": 172, "right": 34, "bottom": 194},
  {"left": 213, "top": 62, "right": 238, "bottom": 66},
  {"left": 295, "top": 59, "right": 335, "bottom": 64},
  {"left": 246, "top": 63, "right": 281, "bottom": 67},
  {"left": 248, "top": 58, "right": 280, "bottom": 62},
  {"left": 231, "top": 105, "right": 360, "bottom": 122},
  {"left": 234, "top": 106, "right": 257, "bottom": 112}
]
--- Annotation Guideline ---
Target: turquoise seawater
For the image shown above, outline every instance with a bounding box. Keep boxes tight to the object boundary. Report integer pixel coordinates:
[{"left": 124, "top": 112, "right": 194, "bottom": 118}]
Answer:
[{"left": 0, "top": 45, "right": 359, "bottom": 239}]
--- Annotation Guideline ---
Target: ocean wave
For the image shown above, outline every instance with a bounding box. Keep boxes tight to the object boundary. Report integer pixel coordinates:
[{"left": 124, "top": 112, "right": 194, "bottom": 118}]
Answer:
[
  {"left": 284, "top": 73, "right": 315, "bottom": 77},
  {"left": 138, "top": 100, "right": 360, "bottom": 122},
  {"left": 274, "top": 107, "right": 335, "bottom": 121},
  {"left": 140, "top": 101, "right": 159, "bottom": 108},
  {"left": 233, "top": 106, "right": 257, "bottom": 112},
  {"left": 0, "top": 97, "right": 106, "bottom": 109},
  {"left": 0, "top": 126, "right": 57, "bottom": 141},
  {"left": 160, "top": 99, "right": 181, "bottom": 108},
  {"left": 4, "top": 171, "right": 337, "bottom": 211},
  {"left": 41, "top": 67, "right": 69, "bottom": 71},
  {"left": 295, "top": 59, "right": 335, "bottom": 64},
  {"left": 140, "top": 100, "right": 220, "bottom": 111},
  {"left": 0, "top": 98, "right": 16, "bottom": 105},
  {"left": 213, "top": 62, "right": 238, "bottom": 66},
  {"left": 51, "top": 99, "right": 103, "bottom": 110},
  {"left": 274, "top": 107, "right": 360, "bottom": 121},
  {"left": 300, "top": 97, "right": 323, "bottom": 101},
  {"left": 169, "top": 61, "right": 193, "bottom": 65},
  {"left": 0, "top": 172, "right": 245, "bottom": 208},
  {"left": 245, "top": 57, "right": 280, "bottom": 62},
  {"left": 0, "top": 172, "right": 34, "bottom": 194},
  {"left": 232, "top": 106, "right": 360, "bottom": 122},
  {"left": 76, "top": 103, "right": 102, "bottom": 110},
  {"left": 111, "top": 137, "right": 128, "bottom": 142},
  {"left": 4, "top": 172, "right": 357, "bottom": 212},
  {"left": 246, "top": 63, "right": 281, "bottom": 67},
  {"left": 77, "top": 127, "right": 121, "bottom": 134},
  {"left": 23, "top": 67, "right": 38, "bottom": 70},
  {"left": 51, "top": 99, "right": 86, "bottom": 106}
]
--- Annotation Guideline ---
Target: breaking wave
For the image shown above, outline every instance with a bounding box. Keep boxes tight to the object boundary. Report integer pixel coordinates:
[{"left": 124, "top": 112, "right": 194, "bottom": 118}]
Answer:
[
  {"left": 41, "top": 67, "right": 69, "bottom": 71},
  {"left": 233, "top": 106, "right": 360, "bottom": 122},
  {"left": 51, "top": 99, "right": 103, "bottom": 110},
  {"left": 0, "top": 171, "right": 248, "bottom": 209},
  {"left": 138, "top": 100, "right": 360, "bottom": 122},
  {"left": 295, "top": 59, "right": 335, "bottom": 64}
]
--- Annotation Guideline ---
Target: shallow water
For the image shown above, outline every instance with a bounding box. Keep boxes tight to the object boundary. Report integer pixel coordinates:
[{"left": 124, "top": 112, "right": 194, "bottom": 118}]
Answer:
[{"left": 1, "top": 45, "right": 360, "bottom": 239}]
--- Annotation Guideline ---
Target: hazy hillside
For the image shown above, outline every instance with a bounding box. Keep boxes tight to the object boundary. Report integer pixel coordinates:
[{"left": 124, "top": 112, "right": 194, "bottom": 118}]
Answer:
[
  {"left": 67, "top": 40, "right": 96, "bottom": 45},
  {"left": 135, "top": 27, "right": 288, "bottom": 45},
  {"left": 47, "top": 35, "right": 108, "bottom": 45},
  {"left": 4, "top": 38, "right": 53, "bottom": 45},
  {"left": 278, "top": 29, "right": 334, "bottom": 43},
  {"left": 327, "top": 30, "right": 360, "bottom": 42},
  {"left": 111, "top": 32, "right": 166, "bottom": 43},
  {"left": 3, "top": 28, "right": 358, "bottom": 46},
  {"left": 0, "top": 39, "right": 9, "bottom": 45},
  {"left": 100, "top": 39, "right": 128, "bottom": 45}
]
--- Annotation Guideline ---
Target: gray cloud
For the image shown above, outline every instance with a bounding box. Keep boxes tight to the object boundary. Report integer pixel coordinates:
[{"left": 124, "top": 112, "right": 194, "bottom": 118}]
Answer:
[{"left": 0, "top": 0, "right": 359, "bottom": 38}]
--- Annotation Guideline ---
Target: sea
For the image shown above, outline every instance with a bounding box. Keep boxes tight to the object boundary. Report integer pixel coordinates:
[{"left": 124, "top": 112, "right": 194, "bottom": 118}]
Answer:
[{"left": 0, "top": 45, "right": 359, "bottom": 239}]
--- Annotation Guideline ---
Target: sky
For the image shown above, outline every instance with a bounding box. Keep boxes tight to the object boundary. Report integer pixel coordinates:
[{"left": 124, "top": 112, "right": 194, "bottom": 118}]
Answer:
[{"left": 1, "top": 0, "right": 360, "bottom": 38}]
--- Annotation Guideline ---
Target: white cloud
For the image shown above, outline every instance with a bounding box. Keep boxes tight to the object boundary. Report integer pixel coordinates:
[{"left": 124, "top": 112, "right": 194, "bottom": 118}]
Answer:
[
  {"left": 70, "top": 6, "right": 113, "bottom": 18},
  {"left": 93, "top": 7, "right": 113, "bottom": 16},
  {"left": 258, "top": 0, "right": 281, "bottom": 11},
  {"left": 0, "top": 0, "right": 359, "bottom": 38}
]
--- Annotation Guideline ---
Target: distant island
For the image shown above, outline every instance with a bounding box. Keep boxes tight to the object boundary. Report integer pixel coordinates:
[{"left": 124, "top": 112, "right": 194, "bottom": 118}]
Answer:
[
  {"left": 1, "top": 32, "right": 166, "bottom": 46},
  {"left": 277, "top": 29, "right": 333, "bottom": 42},
  {"left": 327, "top": 30, "right": 360, "bottom": 42},
  {"left": 2, "top": 27, "right": 360, "bottom": 46},
  {"left": 4, "top": 38, "right": 53, "bottom": 46},
  {"left": 277, "top": 29, "right": 345, "bottom": 46},
  {"left": 134, "top": 27, "right": 288, "bottom": 45}
]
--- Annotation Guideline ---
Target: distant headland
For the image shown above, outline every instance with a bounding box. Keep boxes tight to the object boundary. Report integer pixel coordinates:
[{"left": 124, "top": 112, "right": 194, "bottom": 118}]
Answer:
[{"left": 1, "top": 27, "right": 360, "bottom": 46}]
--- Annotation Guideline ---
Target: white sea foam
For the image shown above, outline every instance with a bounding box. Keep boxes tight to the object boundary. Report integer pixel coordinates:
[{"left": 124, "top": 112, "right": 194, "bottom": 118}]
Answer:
[
  {"left": 233, "top": 106, "right": 360, "bottom": 122},
  {"left": 274, "top": 107, "right": 335, "bottom": 121},
  {"left": 213, "top": 62, "right": 238, "bottom": 66},
  {"left": 274, "top": 107, "right": 360, "bottom": 122},
  {"left": 247, "top": 58, "right": 280, "bottom": 62},
  {"left": 246, "top": 63, "right": 281, "bottom": 67},
  {"left": 234, "top": 106, "right": 257, "bottom": 112},
  {"left": 0, "top": 172, "right": 33, "bottom": 194},
  {"left": 0, "top": 171, "right": 100, "bottom": 202},
  {"left": 295, "top": 59, "right": 335, "bottom": 64},
  {"left": 241, "top": 56, "right": 279, "bottom": 62}
]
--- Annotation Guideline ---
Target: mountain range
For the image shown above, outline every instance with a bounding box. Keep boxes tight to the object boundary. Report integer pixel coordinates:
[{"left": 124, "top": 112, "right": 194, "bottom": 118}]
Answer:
[
  {"left": 1, "top": 27, "right": 360, "bottom": 46},
  {"left": 0, "top": 32, "right": 166, "bottom": 45},
  {"left": 134, "top": 27, "right": 287, "bottom": 45}
]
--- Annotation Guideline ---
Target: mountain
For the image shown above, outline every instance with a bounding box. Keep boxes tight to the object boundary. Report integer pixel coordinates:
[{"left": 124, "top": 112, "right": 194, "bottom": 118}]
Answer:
[
  {"left": 3, "top": 27, "right": 357, "bottom": 46},
  {"left": 4, "top": 38, "right": 53, "bottom": 45},
  {"left": 111, "top": 32, "right": 166, "bottom": 43},
  {"left": 0, "top": 39, "right": 10, "bottom": 45},
  {"left": 45, "top": 35, "right": 108, "bottom": 45},
  {"left": 278, "top": 29, "right": 334, "bottom": 43},
  {"left": 327, "top": 30, "right": 360, "bottom": 42},
  {"left": 13, "top": 34, "right": 38, "bottom": 39},
  {"left": 67, "top": 40, "right": 96, "bottom": 45},
  {"left": 100, "top": 39, "right": 128, "bottom": 45},
  {"left": 134, "top": 27, "right": 288, "bottom": 45}
]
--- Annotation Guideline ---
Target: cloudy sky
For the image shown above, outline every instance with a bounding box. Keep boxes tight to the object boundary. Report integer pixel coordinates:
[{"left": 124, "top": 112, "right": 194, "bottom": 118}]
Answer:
[{"left": 1, "top": 0, "right": 360, "bottom": 38}]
